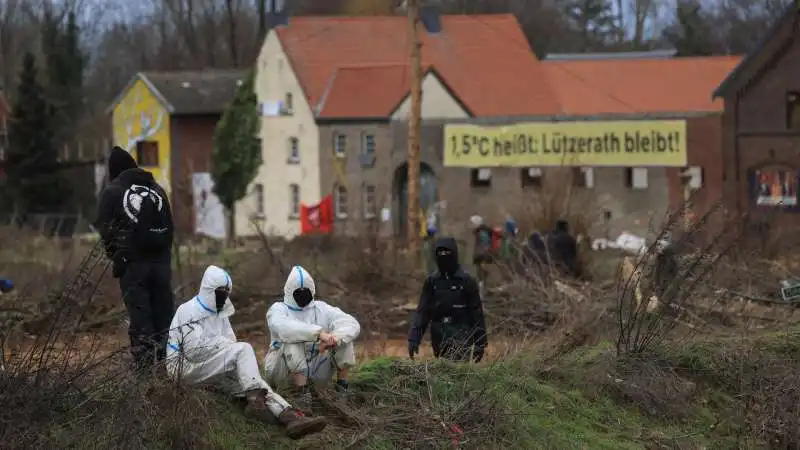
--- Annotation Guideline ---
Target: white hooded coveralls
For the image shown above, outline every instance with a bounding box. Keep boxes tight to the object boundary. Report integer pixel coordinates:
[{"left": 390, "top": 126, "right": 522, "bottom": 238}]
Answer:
[
  {"left": 264, "top": 266, "right": 361, "bottom": 386},
  {"left": 166, "top": 265, "right": 290, "bottom": 416}
]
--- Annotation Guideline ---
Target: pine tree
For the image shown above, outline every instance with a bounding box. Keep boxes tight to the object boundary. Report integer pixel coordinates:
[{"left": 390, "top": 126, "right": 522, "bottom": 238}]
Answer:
[
  {"left": 42, "top": 11, "right": 85, "bottom": 149},
  {"left": 211, "top": 71, "right": 262, "bottom": 238},
  {"left": 662, "top": 0, "right": 717, "bottom": 56},
  {"left": 6, "top": 52, "right": 71, "bottom": 214}
]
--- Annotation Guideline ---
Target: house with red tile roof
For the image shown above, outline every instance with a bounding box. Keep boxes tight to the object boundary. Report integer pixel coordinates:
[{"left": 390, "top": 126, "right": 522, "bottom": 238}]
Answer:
[
  {"left": 236, "top": 8, "right": 561, "bottom": 237},
  {"left": 385, "top": 52, "right": 741, "bottom": 241},
  {"left": 539, "top": 54, "right": 741, "bottom": 234}
]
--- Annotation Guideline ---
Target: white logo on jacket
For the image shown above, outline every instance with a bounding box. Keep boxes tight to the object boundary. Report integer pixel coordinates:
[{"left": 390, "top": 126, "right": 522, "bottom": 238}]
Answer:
[{"left": 122, "top": 184, "right": 164, "bottom": 223}]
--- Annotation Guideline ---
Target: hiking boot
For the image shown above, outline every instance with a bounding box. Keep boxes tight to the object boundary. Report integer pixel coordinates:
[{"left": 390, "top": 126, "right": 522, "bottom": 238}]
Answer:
[
  {"left": 335, "top": 379, "right": 349, "bottom": 392},
  {"left": 278, "top": 408, "right": 327, "bottom": 439},
  {"left": 243, "top": 389, "right": 279, "bottom": 425}
]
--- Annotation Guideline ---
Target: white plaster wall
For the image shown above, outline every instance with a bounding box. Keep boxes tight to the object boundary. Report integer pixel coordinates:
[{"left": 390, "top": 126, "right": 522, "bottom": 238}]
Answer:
[
  {"left": 391, "top": 72, "right": 469, "bottom": 119},
  {"left": 235, "top": 30, "right": 321, "bottom": 238}
]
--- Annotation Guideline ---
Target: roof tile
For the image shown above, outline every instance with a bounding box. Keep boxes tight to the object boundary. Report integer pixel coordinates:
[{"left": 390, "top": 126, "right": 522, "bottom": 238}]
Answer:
[
  {"left": 543, "top": 56, "right": 742, "bottom": 115},
  {"left": 317, "top": 64, "right": 412, "bottom": 118},
  {"left": 277, "top": 14, "right": 561, "bottom": 118}
]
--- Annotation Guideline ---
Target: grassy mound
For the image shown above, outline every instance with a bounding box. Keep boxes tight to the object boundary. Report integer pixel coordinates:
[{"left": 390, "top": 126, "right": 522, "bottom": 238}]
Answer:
[{"left": 4, "top": 329, "right": 800, "bottom": 449}]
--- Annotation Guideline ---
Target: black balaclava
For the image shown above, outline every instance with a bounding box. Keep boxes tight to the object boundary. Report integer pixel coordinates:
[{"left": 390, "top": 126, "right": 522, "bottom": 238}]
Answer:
[
  {"left": 214, "top": 286, "right": 230, "bottom": 312},
  {"left": 555, "top": 219, "right": 569, "bottom": 234},
  {"left": 293, "top": 287, "right": 313, "bottom": 308},
  {"left": 434, "top": 237, "right": 460, "bottom": 275},
  {"left": 108, "top": 146, "right": 138, "bottom": 181}
]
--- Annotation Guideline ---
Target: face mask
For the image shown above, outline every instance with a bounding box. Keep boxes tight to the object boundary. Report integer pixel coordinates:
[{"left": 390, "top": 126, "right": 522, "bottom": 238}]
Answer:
[
  {"left": 293, "top": 288, "right": 313, "bottom": 308},
  {"left": 214, "top": 287, "right": 229, "bottom": 312},
  {"left": 435, "top": 248, "right": 458, "bottom": 274}
]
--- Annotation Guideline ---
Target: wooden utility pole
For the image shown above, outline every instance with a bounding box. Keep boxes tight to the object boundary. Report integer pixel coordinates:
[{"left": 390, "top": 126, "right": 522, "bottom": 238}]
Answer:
[{"left": 406, "top": 0, "right": 422, "bottom": 258}]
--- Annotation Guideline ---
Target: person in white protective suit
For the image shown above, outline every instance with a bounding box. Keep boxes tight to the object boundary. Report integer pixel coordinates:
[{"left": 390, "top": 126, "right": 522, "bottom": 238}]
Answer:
[
  {"left": 166, "top": 265, "right": 327, "bottom": 439},
  {"left": 264, "top": 266, "right": 361, "bottom": 410}
]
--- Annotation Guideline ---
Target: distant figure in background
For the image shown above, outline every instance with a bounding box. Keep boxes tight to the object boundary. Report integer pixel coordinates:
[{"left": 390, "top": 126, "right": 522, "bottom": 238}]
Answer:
[
  {"left": 548, "top": 219, "right": 580, "bottom": 278},
  {"left": 408, "top": 237, "right": 487, "bottom": 363},
  {"left": 470, "top": 215, "right": 495, "bottom": 286},
  {"left": 652, "top": 233, "right": 679, "bottom": 299},
  {"left": 0, "top": 278, "right": 13, "bottom": 295},
  {"left": 502, "top": 214, "right": 519, "bottom": 262},
  {"left": 524, "top": 231, "right": 550, "bottom": 276},
  {"left": 95, "top": 146, "right": 175, "bottom": 376}
]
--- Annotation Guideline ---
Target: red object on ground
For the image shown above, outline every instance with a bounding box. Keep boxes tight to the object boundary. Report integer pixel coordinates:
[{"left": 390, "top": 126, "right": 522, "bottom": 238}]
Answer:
[
  {"left": 448, "top": 423, "right": 464, "bottom": 448},
  {"left": 491, "top": 227, "right": 502, "bottom": 251},
  {"left": 301, "top": 195, "right": 334, "bottom": 235}
]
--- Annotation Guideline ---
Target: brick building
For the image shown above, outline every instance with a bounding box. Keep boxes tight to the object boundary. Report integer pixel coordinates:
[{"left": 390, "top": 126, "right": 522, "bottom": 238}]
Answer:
[
  {"left": 541, "top": 53, "right": 740, "bottom": 236},
  {"left": 386, "top": 54, "right": 740, "bottom": 240},
  {"left": 714, "top": 3, "right": 800, "bottom": 226}
]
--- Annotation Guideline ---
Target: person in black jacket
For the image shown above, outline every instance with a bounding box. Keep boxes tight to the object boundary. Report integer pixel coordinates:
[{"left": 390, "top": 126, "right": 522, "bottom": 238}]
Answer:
[
  {"left": 408, "top": 237, "right": 487, "bottom": 362},
  {"left": 95, "top": 146, "right": 175, "bottom": 375},
  {"left": 549, "top": 219, "right": 580, "bottom": 278}
]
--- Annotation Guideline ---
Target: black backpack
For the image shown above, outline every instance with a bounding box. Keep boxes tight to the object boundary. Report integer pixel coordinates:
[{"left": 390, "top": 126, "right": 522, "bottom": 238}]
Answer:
[{"left": 128, "top": 182, "right": 172, "bottom": 254}]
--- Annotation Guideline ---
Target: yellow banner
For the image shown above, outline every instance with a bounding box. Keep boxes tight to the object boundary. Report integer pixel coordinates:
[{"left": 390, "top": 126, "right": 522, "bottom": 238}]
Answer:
[{"left": 443, "top": 120, "right": 687, "bottom": 167}]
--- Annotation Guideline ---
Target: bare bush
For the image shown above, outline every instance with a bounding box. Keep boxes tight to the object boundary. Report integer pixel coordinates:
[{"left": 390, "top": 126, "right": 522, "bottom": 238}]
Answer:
[{"left": 614, "top": 198, "right": 758, "bottom": 356}]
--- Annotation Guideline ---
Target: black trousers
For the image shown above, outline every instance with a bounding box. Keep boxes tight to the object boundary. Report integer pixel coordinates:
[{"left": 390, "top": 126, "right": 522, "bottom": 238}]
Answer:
[{"left": 119, "top": 260, "right": 174, "bottom": 373}]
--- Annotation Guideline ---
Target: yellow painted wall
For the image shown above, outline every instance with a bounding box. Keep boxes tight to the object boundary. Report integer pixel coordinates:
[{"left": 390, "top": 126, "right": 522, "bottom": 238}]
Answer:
[{"left": 111, "top": 78, "right": 172, "bottom": 195}]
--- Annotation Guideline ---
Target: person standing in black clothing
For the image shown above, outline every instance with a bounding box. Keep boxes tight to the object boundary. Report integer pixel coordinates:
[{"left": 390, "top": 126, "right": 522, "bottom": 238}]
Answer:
[
  {"left": 549, "top": 219, "right": 580, "bottom": 278},
  {"left": 408, "top": 237, "right": 487, "bottom": 362},
  {"left": 95, "top": 146, "right": 175, "bottom": 375}
]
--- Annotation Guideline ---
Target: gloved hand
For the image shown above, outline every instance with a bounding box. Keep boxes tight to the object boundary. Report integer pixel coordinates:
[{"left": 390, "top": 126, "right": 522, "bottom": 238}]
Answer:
[
  {"left": 408, "top": 341, "right": 419, "bottom": 360},
  {"left": 473, "top": 346, "right": 485, "bottom": 363},
  {"left": 0, "top": 279, "right": 13, "bottom": 293},
  {"left": 112, "top": 253, "right": 128, "bottom": 279}
]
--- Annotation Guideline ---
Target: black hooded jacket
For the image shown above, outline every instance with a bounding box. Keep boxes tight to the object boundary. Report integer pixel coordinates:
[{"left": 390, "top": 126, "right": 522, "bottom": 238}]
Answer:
[
  {"left": 549, "top": 220, "right": 579, "bottom": 277},
  {"left": 409, "top": 237, "right": 487, "bottom": 349},
  {"left": 95, "top": 147, "right": 173, "bottom": 261}
]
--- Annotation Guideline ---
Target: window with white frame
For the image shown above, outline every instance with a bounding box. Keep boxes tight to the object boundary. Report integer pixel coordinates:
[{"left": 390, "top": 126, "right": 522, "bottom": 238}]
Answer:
[
  {"left": 334, "top": 185, "right": 348, "bottom": 218},
  {"left": 574, "top": 167, "right": 594, "bottom": 188},
  {"left": 288, "top": 137, "right": 299, "bottom": 163},
  {"left": 334, "top": 133, "right": 347, "bottom": 158},
  {"left": 289, "top": 184, "right": 300, "bottom": 218},
  {"left": 363, "top": 184, "right": 376, "bottom": 219},
  {"left": 253, "top": 183, "right": 265, "bottom": 216},
  {"left": 684, "top": 166, "right": 704, "bottom": 189},
  {"left": 470, "top": 168, "right": 492, "bottom": 187},
  {"left": 521, "top": 167, "right": 543, "bottom": 187},
  {"left": 625, "top": 167, "right": 648, "bottom": 189},
  {"left": 362, "top": 133, "right": 375, "bottom": 156}
]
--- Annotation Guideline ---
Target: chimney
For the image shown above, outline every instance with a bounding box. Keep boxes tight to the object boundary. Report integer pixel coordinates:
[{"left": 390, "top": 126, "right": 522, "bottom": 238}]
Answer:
[
  {"left": 266, "top": 0, "right": 289, "bottom": 28},
  {"left": 420, "top": 4, "right": 441, "bottom": 34}
]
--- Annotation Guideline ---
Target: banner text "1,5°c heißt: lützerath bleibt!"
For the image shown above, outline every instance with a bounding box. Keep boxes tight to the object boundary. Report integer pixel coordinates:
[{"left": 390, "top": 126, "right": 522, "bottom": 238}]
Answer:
[{"left": 442, "top": 120, "right": 688, "bottom": 168}]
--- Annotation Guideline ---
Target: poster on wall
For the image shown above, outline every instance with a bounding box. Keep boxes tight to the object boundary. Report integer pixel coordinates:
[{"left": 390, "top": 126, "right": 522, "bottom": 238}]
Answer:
[
  {"left": 192, "top": 172, "right": 227, "bottom": 240},
  {"left": 753, "top": 167, "right": 799, "bottom": 207}
]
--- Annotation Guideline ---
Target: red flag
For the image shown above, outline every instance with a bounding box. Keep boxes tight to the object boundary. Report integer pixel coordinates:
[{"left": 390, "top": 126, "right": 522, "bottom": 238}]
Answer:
[{"left": 301, "top": 195, "right": 334, "bottom": 235}]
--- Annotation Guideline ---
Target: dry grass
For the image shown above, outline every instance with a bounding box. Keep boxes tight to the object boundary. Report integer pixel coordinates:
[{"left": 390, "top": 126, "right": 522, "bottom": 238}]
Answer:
[{"left": 5, "top": 192, "right": 800, "bottom": 448}]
